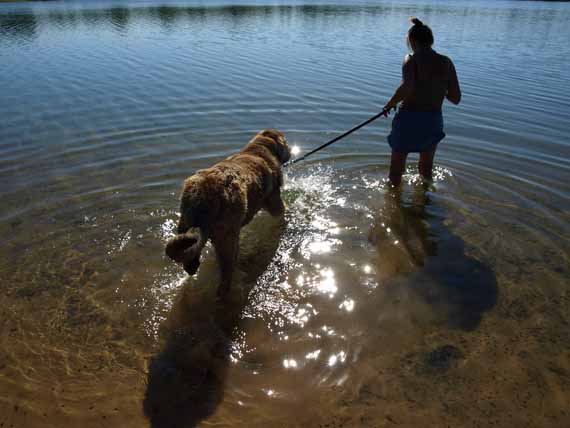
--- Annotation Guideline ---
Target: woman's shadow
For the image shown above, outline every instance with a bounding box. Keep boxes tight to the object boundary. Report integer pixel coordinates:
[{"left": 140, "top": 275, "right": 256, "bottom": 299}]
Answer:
[
  {"left": 143, "top": 214, "right": 284, "bottom": 428},
  {"left": 369, "top": 184, "right": 498, "bottom": 331}
]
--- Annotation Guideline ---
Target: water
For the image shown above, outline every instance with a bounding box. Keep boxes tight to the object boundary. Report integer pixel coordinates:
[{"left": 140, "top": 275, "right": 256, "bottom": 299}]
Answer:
[{"left": 1, "top": 0, "right": 569, "bottom": 427}]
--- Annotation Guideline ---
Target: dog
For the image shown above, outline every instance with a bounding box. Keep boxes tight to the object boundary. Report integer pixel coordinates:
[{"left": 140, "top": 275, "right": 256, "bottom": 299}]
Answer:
[{"left": 165, "top": 129, "right": 291, "bottom": 296}]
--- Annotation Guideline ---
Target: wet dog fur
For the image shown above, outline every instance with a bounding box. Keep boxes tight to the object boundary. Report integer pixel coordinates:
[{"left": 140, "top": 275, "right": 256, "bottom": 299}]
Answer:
[{"left": 165, "top": 129, "right": 291, "bottom": 296}]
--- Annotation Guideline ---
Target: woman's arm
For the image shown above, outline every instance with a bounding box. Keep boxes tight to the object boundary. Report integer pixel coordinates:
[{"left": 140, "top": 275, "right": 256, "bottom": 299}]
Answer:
[
  {"left": 446, "top": 59, "right": 461, "bottom": 105},
  {"left": 383, "top": 55, "right": 416, "bottom": 113}
]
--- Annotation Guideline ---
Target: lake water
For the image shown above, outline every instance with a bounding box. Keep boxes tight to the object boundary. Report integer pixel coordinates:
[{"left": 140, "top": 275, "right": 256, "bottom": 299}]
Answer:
[{"left": 1, "top": 0, "right": 569, "bottom": 427}]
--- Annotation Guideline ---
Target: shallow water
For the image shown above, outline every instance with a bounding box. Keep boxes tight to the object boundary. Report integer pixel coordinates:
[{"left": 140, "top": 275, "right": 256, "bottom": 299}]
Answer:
[{"left": 1, "top": 0, "right": 569, "bottom": 427}]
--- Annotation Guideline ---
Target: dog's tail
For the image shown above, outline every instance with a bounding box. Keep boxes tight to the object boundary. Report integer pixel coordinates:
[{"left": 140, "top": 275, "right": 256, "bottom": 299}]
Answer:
[
  {"left": 165, "top": 226, "right": 209, "bottom": 266},
  {"left": 183, "top": 226, "right": 208, "bottom": 262}
]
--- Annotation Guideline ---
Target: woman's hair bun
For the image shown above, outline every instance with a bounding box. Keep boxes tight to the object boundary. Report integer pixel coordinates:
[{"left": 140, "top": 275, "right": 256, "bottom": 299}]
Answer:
[
  {"left": 407, "top": 17, "right": 433, "bottom": 47},
  {"left": 409, "top": 17, "right": 423, "bottom": 26}
]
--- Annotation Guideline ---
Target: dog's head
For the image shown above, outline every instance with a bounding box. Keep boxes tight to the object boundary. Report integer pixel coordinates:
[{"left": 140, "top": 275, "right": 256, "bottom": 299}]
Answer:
[{"left": 254, "top": 129, "right": 291, "bottom": 164}]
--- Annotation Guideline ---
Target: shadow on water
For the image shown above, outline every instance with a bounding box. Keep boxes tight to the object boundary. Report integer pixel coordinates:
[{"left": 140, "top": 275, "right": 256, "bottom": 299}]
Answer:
[
  {"left": 370, "top": 184, "right": 498, "bottom": 331},
  {"left": 143, "top": 215, "right": 284, "bottom": 428}
]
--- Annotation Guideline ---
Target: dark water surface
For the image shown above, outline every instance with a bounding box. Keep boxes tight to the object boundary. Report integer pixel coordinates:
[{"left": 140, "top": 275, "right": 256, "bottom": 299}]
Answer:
[{"left": 1, "top": 1, "right": 569, "bottom": 427}]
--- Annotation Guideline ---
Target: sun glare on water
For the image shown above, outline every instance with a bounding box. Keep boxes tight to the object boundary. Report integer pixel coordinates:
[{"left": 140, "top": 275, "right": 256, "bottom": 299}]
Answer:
[{"left": 291, "top": 145, "right": 301, "bottom": 156}]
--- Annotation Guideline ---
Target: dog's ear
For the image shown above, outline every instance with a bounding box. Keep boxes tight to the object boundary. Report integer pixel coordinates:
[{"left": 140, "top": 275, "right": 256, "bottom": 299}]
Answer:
[{"left": 257, "top": 129, "right": 291, "bottom": 163}]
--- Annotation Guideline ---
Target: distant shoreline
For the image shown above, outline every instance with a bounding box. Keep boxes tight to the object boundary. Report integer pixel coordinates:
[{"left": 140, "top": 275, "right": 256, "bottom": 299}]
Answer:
[
  {"left": 2, "top": 0, "right": 570, "bottom": 2},
  {"left": 0, "top": 0, "right": 58, "bottom": 3}
]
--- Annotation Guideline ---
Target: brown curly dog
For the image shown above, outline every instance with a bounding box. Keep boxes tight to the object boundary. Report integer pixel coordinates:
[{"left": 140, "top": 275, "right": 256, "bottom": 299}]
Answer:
[{"left": 165, "top": 129, "right": 291, "bottom": 296}]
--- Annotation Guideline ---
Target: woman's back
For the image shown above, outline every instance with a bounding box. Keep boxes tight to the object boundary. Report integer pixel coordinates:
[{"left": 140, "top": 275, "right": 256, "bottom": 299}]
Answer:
[{"left": 401, "top": 49, "right": 452, "bottom": 112}]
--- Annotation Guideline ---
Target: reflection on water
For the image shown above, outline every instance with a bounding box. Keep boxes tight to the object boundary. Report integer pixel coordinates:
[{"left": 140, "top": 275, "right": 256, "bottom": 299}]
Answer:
[
  {"left": 110, "top": 7, "right": 130, "bottom": 32},
  {"left": 0, "top": 9, "right": 37, "bottom": 44},
  {"left": 1, "top": 1, "right": 568, "bottom": 44}
]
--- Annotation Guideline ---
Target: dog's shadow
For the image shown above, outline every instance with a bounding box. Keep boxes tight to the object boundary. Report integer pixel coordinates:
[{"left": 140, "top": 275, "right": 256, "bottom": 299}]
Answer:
[
  {"left": 370, "top": 184, "right": 499, "bottom": 331},
  {"left": 143, "top": 214, "right": 284, "bottom": 428}
]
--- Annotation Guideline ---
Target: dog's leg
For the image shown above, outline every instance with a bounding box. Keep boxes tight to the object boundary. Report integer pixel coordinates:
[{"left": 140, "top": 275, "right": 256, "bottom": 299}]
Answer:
[
  {"left": 211, "top": 226, "right": 240, "bottom": 297},
  {"left": 263, "top": 190, "right": 285, "bottom": 217}
]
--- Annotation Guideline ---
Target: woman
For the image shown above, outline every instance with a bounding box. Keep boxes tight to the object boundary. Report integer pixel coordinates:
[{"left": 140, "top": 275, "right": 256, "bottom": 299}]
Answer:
[{"left": 383, "top": 18, "right": 461, "bottom": 186}]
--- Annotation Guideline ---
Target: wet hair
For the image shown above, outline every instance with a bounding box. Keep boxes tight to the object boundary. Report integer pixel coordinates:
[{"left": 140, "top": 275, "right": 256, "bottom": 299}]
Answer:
[{"left": 407, "top": 17, "right": 434, "bottom": 48}]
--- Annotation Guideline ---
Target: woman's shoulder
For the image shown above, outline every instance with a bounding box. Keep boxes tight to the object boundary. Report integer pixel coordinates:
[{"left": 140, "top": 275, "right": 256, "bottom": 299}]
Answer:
[{"left": 435, "top": 51, "right": 453, "bottom": 65}]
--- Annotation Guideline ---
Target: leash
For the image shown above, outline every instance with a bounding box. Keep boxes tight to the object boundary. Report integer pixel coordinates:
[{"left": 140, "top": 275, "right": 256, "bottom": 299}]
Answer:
[{"left": 285, "top": 108, "right": 389, "bottom": 167}]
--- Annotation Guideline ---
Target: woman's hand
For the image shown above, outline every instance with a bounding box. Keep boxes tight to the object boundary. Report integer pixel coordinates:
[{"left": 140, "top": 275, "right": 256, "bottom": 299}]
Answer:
[{"left": 382, "top": 101, "right": 398, "bottom": 116}]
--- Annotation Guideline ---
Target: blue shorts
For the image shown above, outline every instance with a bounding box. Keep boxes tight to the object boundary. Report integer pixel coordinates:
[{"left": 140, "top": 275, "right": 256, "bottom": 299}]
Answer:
[{"left": 387, "top": 110, "right": 445, "bottom": 153}]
